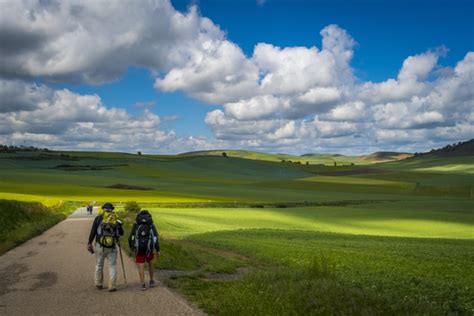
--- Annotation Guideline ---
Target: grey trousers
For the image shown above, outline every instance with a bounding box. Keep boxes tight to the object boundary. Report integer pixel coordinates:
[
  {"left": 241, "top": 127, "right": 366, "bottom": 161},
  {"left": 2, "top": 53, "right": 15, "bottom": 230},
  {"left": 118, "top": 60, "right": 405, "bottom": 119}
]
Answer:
[{"left": 94, "top": 243, "right": 117, "bottom": 289}]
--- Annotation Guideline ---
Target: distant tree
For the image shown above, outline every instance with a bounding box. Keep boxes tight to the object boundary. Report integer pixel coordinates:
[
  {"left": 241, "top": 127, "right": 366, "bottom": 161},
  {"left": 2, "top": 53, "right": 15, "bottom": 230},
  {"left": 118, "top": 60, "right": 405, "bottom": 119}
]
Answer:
[
  {"left": 222, "top": 152, "right": 228, "bottom": 157},
  {"left": 306, "top": 161, "right": 309, "bottom": 165},
  {"left": 281, "top": 159, "right": 286, "bottom": 163},
  {"left": 351, "top": 163, "right": 355, "bottom": 166},
  {"left": 334, "top": 161, "right": 337, "bottom": 167},
  {"left": 137, "top": 151, "right": 142, "bottom": 155}
]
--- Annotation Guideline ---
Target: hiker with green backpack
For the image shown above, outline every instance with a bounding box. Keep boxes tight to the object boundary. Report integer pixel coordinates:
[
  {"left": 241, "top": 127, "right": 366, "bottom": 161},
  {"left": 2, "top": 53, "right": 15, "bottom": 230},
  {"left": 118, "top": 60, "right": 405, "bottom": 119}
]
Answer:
[
  {"left": 128, "top": 210, "right": 160, "bottom": 291},
  {"left": 87, "top": 202, "right": 124, "bottom": 292}
]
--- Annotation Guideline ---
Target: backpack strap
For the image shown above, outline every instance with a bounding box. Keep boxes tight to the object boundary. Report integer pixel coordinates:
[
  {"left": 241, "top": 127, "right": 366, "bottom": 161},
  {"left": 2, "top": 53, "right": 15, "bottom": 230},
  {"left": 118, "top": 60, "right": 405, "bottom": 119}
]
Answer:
[
  {"left": 134, "top": 224, "right": 141, "bottom": 254},
  {"left": 146, "top": 227, "right": 155, "bottom": 256}
]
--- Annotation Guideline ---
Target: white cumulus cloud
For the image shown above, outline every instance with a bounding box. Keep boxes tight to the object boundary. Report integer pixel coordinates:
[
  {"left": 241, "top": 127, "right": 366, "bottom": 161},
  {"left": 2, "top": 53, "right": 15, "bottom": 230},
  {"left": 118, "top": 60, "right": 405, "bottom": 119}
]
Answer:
[{"left": 0, "top": 0, "right": 472, "bottom": 154}]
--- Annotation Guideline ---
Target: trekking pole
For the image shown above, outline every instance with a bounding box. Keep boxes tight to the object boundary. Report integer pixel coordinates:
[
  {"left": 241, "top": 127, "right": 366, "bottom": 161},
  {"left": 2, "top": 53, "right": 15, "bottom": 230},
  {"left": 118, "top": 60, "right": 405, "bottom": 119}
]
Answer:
[{"left": 117, "top": 241, "right": 128, "bottom": 287}]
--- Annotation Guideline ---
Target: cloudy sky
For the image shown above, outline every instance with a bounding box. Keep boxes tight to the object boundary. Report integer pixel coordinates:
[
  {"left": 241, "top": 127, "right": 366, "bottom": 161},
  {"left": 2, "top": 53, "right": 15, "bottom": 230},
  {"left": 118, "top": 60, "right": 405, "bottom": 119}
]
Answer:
[{"left": 0, "top": 0, "right": 473, "bottom": 154}]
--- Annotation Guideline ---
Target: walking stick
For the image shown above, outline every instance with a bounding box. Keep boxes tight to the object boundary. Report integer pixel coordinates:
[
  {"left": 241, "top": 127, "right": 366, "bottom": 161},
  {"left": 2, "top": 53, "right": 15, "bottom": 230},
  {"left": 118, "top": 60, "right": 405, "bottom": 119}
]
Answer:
[{"left": 117, "top": 241, "right": 128, "bottom": 287}]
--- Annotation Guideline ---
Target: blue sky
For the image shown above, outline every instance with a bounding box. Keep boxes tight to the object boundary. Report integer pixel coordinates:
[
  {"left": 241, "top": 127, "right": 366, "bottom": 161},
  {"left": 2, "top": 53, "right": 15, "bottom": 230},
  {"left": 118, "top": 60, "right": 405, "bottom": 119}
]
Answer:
[{"left": 1, "top": 0, "right": 473, "bottom": 154}]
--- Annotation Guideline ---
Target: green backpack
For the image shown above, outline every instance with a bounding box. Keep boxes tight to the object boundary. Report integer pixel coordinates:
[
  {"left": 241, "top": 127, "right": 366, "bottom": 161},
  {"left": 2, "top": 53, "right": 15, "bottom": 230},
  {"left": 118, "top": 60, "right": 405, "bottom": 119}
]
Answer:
[{"left": 97, "top": 212, "right": 118, "bottom": 248}]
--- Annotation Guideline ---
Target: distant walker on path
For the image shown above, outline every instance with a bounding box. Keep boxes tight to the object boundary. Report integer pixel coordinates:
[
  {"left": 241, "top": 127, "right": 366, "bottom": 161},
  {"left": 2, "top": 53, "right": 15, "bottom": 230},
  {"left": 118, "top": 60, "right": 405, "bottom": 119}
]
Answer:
[{"left": 87, "top": 202, "right": 124, "bottom": 292}]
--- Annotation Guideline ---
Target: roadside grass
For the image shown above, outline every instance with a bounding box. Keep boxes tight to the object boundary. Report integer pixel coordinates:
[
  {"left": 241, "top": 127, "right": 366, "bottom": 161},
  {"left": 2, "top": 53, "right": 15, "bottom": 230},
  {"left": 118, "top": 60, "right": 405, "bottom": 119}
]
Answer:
[
  {"left": 0, "top": 199, "right": 78, "bottom": 255},
  {"left": 0, "top": 192, "right": 62, "bottom": 206},
  {"left": 162, "top": 228, "right": 473, "bottom": 315},
  {"left": 164, "top": 229, "right": 474, "bottom": 315}
]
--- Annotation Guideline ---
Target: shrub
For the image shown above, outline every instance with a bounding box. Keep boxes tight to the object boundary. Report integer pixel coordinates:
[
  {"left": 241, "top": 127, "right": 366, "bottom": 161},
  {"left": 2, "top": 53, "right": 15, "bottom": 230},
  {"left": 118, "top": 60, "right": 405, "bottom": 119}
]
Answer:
[{"left": 124, "top": 200, "right": 141, "bottom": 213}]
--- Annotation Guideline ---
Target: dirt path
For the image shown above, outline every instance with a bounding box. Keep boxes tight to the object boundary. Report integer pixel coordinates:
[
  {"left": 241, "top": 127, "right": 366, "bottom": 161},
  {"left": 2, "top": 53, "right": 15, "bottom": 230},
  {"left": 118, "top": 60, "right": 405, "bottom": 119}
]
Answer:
[{"left": 0, "top": 207, "right": 204, "bottom": 315}]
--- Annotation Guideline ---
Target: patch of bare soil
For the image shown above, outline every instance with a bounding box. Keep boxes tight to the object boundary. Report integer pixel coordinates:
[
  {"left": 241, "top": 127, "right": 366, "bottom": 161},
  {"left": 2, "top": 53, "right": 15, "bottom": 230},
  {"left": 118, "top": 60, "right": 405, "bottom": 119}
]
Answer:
[{"left": 206, "top": 268, "right": 250, "bottom": 281}]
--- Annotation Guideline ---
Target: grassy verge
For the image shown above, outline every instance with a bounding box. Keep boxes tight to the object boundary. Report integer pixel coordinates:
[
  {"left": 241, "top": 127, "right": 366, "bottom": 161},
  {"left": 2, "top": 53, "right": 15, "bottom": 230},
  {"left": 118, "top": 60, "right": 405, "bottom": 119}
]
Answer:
[
  {"left": 163, "top": 230, "right": 474, "bottom": 315},
  {"left": 0, "top": 199, "right": 79, "bottom": 255},
  {"left": 141, "top": 201, "right": 474, "bottom": 315}
]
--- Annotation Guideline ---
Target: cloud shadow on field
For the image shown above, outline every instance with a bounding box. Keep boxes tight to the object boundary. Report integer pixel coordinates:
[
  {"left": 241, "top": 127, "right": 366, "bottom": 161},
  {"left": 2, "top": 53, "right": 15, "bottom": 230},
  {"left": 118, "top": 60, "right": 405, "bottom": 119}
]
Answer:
[{"left": 155, "top": 200, "right": 474, "bottom": 239}]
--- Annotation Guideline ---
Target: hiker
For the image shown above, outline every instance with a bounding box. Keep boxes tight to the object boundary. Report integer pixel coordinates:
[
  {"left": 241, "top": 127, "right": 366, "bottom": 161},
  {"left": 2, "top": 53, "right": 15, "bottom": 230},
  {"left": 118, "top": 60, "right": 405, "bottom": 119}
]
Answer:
[
  {"left": 87, "top": 204, "right": 93, "bottom": 215},
  {"left": 87, "top": 202, "right": 124, "bottom": 292},
  {"left": 128, "top": 210, "right": 160, "bottom": 291}
]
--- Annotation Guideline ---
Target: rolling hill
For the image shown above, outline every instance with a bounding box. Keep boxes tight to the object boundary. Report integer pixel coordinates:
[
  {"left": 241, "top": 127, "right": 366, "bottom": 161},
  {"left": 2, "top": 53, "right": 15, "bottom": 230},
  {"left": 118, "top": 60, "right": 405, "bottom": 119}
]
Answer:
[
  {"left": 360, "top": 151, "right": 412, "bottom": 162},
  {"left": 414, "top": 138, "right": 474, "bottom": 157},
  {"left": 180, "top": 149, "right": 412, "bottom": 165}
]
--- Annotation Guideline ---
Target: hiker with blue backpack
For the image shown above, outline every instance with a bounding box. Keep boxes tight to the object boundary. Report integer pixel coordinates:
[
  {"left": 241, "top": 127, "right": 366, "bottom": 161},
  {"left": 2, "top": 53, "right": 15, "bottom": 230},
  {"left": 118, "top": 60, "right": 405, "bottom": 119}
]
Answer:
[
  {"left": 128, "top": 210, "right": 160, "bottom": 291},
  {"left": 87, "top": 202, "right": 124, "bottom": 292}
]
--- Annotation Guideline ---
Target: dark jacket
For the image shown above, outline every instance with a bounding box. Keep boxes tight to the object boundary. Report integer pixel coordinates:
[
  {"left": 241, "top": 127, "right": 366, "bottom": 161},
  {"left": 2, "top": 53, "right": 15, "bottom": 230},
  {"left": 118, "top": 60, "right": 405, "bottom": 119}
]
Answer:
[
  {"left": 88, "top": 214, "right": 124, "bottom": 245},
  {"left": 128, "top": 222, "right": 160, "bottom": 253}
]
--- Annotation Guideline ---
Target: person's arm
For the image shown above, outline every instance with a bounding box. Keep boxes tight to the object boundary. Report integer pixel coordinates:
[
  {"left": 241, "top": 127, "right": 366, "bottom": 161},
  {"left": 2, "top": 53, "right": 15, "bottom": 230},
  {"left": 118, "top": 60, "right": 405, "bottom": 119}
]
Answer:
[
  {"left": 152, "top": 225, "right": 160, "bottom": 253},
  {"left": 88, "top": 216, "right": 100, "bottom": 244},
  {"left": 87, "top": 216, "right": 100, "bottom": 253}
]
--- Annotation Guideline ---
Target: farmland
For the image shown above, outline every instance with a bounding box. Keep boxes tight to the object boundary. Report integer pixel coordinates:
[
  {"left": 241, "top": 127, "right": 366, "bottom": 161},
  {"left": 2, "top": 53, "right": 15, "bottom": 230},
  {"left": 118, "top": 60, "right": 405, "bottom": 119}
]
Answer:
[{"left": 0, "top": 148, "right": 473, "bottom": 314}]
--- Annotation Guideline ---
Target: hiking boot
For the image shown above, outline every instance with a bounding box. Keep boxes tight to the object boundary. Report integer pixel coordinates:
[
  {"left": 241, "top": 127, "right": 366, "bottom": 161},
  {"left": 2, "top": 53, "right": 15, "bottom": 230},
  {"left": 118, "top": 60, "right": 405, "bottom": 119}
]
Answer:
[
  {"left": 96, "top": 285, "right": 103, "bottom": 290},
  {"left": 141, "top": 283, "right": 147, "bottom": 291},
  {"left": 108, "top": 288, "right": 117, "bottom": 293},
  {"left": 149, "top": 280, "right": 156, "bottom": 288}
]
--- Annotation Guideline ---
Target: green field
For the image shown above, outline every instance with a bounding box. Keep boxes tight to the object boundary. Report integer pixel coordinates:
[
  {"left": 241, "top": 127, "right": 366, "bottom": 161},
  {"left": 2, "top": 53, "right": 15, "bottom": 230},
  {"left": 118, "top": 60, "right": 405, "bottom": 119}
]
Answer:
[
  {"left": 142, "top": 198, "right": 473, "bottom": 314},
  {"left": 1, "top": 149, "right": 473, "bottom": 314}
]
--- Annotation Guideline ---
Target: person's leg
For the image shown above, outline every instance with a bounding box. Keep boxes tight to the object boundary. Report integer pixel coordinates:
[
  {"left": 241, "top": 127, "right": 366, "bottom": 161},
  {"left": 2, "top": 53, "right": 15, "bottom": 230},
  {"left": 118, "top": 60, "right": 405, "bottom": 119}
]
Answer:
[
  {"left": 106, "top": 247, "right": 117, "bottom": 291},
  {"left": 136, "top": 253, "right": 146, "bottom": 290},
  {"left": 94, "top": 243, "right": 104, "bottom": 288},
  {"left": 148, "top": 258, "right": 154, "bottom": 281},
  {"left": 138, "top": 262, "right": 145, "bottom": 284},
  {"left": 148, "top": 257, "right": 156, "bottom": 287}
]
